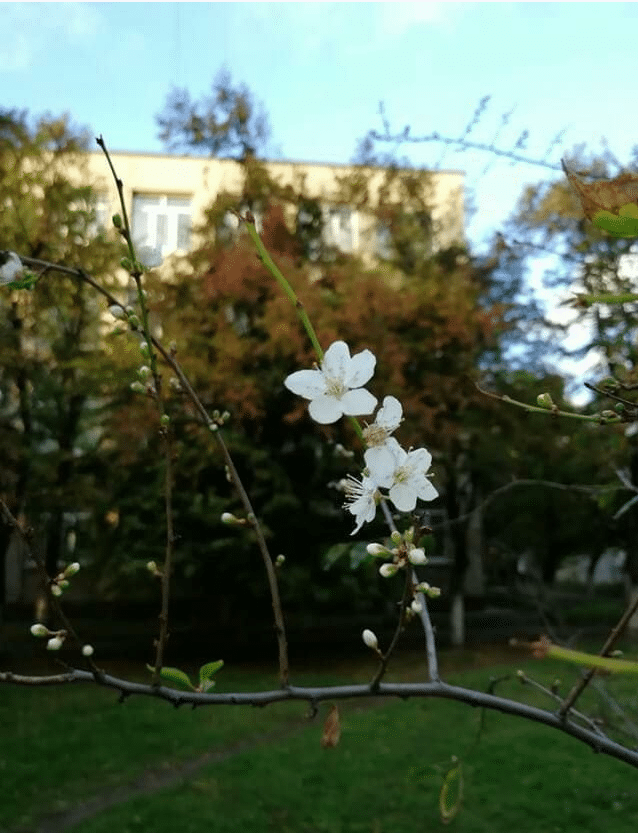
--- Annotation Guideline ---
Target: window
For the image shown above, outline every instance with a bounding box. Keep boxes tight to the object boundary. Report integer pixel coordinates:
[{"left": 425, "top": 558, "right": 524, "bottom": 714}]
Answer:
[
  {"left": 323, "top": 206, "right": 357, "bottom": 254},
  {"left": 131, "top": 194, "right": 192, "bottom": 260},
  {"left": 375, "top": 221, "right": 393, "bottom": 260}
]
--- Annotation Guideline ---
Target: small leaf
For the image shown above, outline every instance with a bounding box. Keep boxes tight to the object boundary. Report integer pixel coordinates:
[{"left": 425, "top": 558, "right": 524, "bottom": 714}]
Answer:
[
  {"left": 593, "top": 209, "right": 638, "bottom": 238},
  {"left": 199, "top": 659, "right": 224, "bottom": 684},
  {"left": 146, "top": 664, "right": 194, "bottom": 690},
  {"left": 439, "top": 759, "right": 463, "bottom": 824},
  {"left": 321, "top": 704, "right": 341, "bottom": 748}
]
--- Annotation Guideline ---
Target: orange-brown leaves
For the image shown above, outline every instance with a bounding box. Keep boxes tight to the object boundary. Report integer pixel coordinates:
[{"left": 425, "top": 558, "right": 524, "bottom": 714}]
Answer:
[{"left": 562, "top": 161, "right": 638, "bottom": 221}]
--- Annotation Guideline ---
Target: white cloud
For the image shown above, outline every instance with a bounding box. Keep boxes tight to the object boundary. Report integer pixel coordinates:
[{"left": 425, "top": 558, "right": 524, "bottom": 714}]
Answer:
[{"left": 0, "top": 2, "right": 102, "bottom": 72}]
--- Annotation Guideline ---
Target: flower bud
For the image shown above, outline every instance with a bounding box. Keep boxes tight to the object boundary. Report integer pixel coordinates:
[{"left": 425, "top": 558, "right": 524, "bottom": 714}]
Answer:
[
  {"left": 30, "top": 623, "right": 49, "bottom": 637},
  {"left": 130, "top": 381, "right": 146, "bottom": 394},
  {"left": 275, "top": 554, "right": 286, "bottom": 567},
  {"left": 362, "top": 629, "right": 378, "bottom": 650},
  {"left": 108, "top": 305, "right": 126, "bottom": 320},
  {"left": 536, "top": 393, "right": 554, "bottom": 409},
  {"left": 138, "top": 365, "right": 151, "bottom": 380},
  {"left": 160, "top": 414, "right": 171, "bottom": 426},
  {"left": 366, "top": 543, "right": 387, "bottom": 557},
  {"left": 46, "top": 636, "right": 64, "bottom": 651},
  {"left": 64, "top": 562, "right": 80, "bottom": 577},
  {"left": 112, "top": 214, "right": 122, "bottom": 229},
  {"left": 379, "top": 563, "right": 399, "bottom": 578},
  {"left": 82, "top": 644, "right": 94, "bottom": 657},
  {"left": 50, "top": 584, "right": 63, "bottom": 597},
  {"left": 390, "top": 530, "right": 402, "bottom": 546},
  {"left": 411, "top": 598, "right": 423, "bottom": 614},
  {"left": 408, "top": 548, "right": 427, "bottom": 566},
  {"left": 146, "top": 560, "right": 157, "bottom": 573},
  {"left": 221, "top": 512, "right": 239, "bottom": 524}
]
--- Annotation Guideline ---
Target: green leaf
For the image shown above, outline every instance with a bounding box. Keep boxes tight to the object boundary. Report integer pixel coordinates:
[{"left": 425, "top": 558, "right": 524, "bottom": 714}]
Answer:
[
  {"left": 322, "top": 543, "right": 350, "bottom": 570},
  {"left": 439, "top": 759, "right": 463, "bottom": 824},
  {"left": 323, "top": 542, "right": 375, "bottom": 571},
  {"left": 199, "top": 659, "right": 224, "bottom": 684},
  {"left": 146, "top": 664, "right": 194, "bottom": 690},
  {"left": 593, "top": 208, "right": 638, "bottom": 238}
]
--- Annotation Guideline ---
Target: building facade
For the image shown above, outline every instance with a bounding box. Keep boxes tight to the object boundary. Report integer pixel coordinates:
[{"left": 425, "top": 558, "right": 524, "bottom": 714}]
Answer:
[{"left": 83, "top": 151, "right": 465, "bottom": 267}]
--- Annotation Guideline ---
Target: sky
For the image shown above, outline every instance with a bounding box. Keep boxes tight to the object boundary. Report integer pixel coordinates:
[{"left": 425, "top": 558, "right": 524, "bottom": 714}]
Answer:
[{"left": 3, "top": 1, "right": 638, "bottom": 397}]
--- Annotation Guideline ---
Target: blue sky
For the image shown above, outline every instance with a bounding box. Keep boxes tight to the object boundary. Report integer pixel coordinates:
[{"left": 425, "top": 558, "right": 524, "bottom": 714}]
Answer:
[
  {"left": 3, "top": 2, "right": 638, "bottom": 249},
  {"left": 3, "top": 1, "right": 638, "bottom": 396}
]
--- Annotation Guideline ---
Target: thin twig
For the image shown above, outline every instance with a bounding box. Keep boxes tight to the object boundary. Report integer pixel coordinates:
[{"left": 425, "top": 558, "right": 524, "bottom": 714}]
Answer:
[
  {"left": 15, "top": 254, "right": 290, "bottom": 687},
  {"left": 558, "top": 593, "right": 638, "bottom": 717}
]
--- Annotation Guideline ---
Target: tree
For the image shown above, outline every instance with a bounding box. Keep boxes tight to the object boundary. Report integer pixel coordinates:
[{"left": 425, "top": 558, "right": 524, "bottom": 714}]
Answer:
[
  {"left": 0, "top": 109, "right": 121, "bottom": 631},
  {"left": 156, "top": 67, "right": 271, "bottom": 161}
]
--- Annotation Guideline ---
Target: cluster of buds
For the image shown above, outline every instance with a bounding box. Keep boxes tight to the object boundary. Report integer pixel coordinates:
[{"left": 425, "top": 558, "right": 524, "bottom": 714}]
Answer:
[
  {"left": 366, "top": 528, "right": 440, "bottom": 616},
  {"left": 50, "top": 561, "right": 80, "bottom": 598},
  {"left": 366, "top": 528, "right": 429, "bottom": 575},
  {"left": 29, "top": 624, "right": 79, "bottom": 653}
]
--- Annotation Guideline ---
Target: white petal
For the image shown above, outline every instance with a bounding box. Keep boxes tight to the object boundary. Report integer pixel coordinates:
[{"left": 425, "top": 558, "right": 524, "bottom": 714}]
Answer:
[
  {"left": 340, "top": 388, "right": 377, "bottom": 417},
  {"left": 365, "top": 443, "right": 399, "bottom": 488},
  {"left": 389, "top": 483, "right": 418, "bottom": 512},
  {"left": 406, "top": 447, "right": 432, "bottom": 472},
  {"left": 417, "top": 480, "right": 439, "bottom": 502},
  {"left": 284, "top": 368, "right": 327, "bottom": 399},
  {"left": 321, "top": 341, "right": 350, "bottom": 381},
  {"left": 375, "top": 396, "right": 402, "bottom": 431},
  {"left": 308, "top": 395, "right": 344, "bottom": 424},
  {"left": 344, "top": 349, "right": 376, "bottom": 388}
]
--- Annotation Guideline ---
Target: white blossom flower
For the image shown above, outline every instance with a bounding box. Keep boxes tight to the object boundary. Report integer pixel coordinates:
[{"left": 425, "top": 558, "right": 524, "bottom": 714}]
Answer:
[
  {"left": 343, "top": 474, "right": 379, "bottom": 535},
  {"left": 284, "top": 340, "right": 377, "bottom": 424},
  {"left": 362, "top": 629, "right": 378, "bottom": 650},
  {"left": 367, "top": 444, "right": 438, "bottom": 512},
  {"left": 0, "top": 251, "right": 23, "bottom": 285},
  {"left": 363, "top": 396, "right": 403, "bottom": 477}
]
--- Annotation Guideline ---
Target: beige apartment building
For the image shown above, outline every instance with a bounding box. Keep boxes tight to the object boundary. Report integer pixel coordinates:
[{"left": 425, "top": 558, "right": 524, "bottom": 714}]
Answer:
[{"left": 83, "top": 150, "right": 465, "bottom": 268}]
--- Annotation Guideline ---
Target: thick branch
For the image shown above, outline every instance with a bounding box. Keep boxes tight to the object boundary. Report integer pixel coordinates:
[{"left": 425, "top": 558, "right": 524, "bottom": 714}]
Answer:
[{"left": 2, "top": 668, "right": 638, "bottom": 769}]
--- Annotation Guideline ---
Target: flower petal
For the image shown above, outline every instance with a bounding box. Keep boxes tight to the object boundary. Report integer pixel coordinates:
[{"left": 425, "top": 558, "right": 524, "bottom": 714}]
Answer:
[
  {"left": 345, "top": 349, "right": 376, "bottom": 387},
  {"left": 417, "top": 480, "right": 439, "bottom": 502},
  {"left": 364, "top": 439, "right": 403, "bottom": 488},
  {"left": 321, "top": 341, "right": 351, "bottom": 381},
  {"left": 375, "top": 396, "right": 402, "bottom": 431},
  {"left": 308, "top": 395, "right": 344, "bottom": 424},
  {"left": 340, "top": 388, "right": 377, "bottom": 417},
  {"left": 388, "top": 483, "right": 418, "bottom": 512},
  {"left": 284, "top": 368, "right": 327, "bottom": 400}
]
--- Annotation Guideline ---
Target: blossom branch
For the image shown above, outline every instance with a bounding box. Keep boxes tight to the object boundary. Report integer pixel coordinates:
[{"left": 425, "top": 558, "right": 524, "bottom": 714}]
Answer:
[{"left": 3, "top": 668, "right": 638, "bottom": 769}]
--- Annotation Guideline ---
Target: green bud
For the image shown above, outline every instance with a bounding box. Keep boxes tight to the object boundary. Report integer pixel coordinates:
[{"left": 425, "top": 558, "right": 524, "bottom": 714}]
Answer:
[
  {"left": 120, "top": 257, "right": 133, "bottom": 271},
  {"left": 615, "top": 402, "right": 625, "bottom": 413},
  {"left": 160, "top": 414, "right": 170, "bottom": 426},
  {"left": 112, "top": 214, "right": 122, "bottom": 229},
  {"left": 536, "top": 393, "right": 554, "bottom": 409}
]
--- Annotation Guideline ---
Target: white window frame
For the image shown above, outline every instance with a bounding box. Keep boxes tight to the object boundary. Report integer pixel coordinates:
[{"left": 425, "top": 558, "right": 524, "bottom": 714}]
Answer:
[
  {"left": 131, "top": 193, "right": 192, "bottom": 259},
  {"left": 323, "top": 205, "right": 358, "bottom": 253}
]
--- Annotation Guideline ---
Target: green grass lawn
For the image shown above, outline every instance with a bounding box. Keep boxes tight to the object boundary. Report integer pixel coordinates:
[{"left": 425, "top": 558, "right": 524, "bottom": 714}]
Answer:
[{"left": 2, "top": 646, "right": 638, "bottom": 832}]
